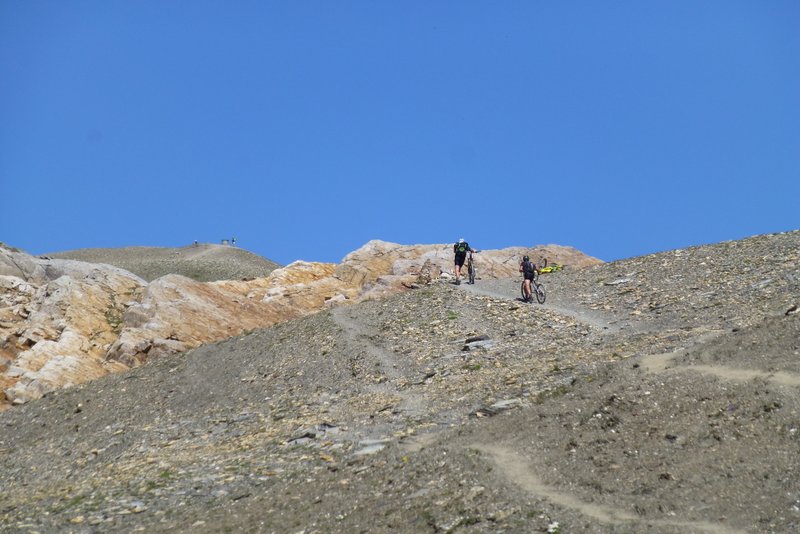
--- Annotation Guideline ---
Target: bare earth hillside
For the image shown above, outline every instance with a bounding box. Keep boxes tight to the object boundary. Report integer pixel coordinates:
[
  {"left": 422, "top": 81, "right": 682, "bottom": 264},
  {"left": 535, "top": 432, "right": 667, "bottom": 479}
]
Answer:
[
  {"left": 48, "top": 244, "right": 282, "bottom": 282},
  {"left": 0, "top": 241, "right": 598, "bottom": 409},
  {"left": 0, "top": 231, "right": 798, "bottom": 533}
]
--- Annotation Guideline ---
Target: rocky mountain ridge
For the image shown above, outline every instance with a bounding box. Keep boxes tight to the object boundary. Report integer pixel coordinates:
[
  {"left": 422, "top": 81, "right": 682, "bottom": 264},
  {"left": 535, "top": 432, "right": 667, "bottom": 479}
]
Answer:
[
  {"left": 0, "top": 230, "right": 797, "bottom": 533},
  {"left": 0, "top": 240, "right": 600, "bottom": 409}
]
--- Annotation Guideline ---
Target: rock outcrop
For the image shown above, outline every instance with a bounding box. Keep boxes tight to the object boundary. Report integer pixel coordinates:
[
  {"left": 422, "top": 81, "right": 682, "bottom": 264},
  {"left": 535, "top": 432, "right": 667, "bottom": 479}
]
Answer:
[{"left": 0, "top": 241, "right": 600, "bottom": 409}]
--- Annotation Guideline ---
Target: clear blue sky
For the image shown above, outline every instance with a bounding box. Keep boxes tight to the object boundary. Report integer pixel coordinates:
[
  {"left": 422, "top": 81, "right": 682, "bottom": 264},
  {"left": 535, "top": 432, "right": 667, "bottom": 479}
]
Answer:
[{"left": 2, "top": 2, "right": 798, "bottom": 266}]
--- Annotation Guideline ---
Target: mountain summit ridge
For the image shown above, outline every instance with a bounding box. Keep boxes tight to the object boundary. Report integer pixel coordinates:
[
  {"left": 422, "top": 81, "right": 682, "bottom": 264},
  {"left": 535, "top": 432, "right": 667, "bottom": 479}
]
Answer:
[{"left": 47, "top": 243, "right": 282, "bottom": 282}]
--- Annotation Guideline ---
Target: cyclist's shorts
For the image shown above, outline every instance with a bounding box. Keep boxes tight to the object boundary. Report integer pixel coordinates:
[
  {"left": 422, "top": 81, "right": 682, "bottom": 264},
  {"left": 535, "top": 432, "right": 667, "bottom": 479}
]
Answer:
[
  {"left": 523, "top": 272, "right": 535, "bottom": 281},
  {"left": 454, "top": 253, "right": 466, "bottom": 267}
]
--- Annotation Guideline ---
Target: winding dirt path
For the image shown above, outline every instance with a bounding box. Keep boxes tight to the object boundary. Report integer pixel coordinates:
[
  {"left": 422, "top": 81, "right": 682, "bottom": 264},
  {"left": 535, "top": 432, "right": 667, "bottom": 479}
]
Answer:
[
  {"left": 463, "top": 281, "right": 800, "bottom": 388},
  {"left": 335, "top": 280, "right": 798, "bottom": 527},
  {"left": 639, "top": 345, "right": 800, "bottom": 387},
  {"left": 476, "top": 444, "right": 747, "bottom": 534},
  {"left": 459, "top": 280, "right": 621, "bottom": 332},
  {"left": 459, "top": 280, "right": 798, "bottom": 531},
  {"left": 687, "top": 365, "right": 800, "bottom": 386}
]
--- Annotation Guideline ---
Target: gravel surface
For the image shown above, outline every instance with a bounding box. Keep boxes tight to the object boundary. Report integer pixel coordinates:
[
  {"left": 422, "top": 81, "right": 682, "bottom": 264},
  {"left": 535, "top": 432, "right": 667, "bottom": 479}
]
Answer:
[{"left": 1, "top": 230, "right": 799, "bottom": 533}]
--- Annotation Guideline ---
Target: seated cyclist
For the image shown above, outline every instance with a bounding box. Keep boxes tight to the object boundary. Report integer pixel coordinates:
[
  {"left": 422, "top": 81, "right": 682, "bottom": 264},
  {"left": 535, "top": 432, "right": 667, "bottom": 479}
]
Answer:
[{"left": 519, "top": 255, "right": 539, "bottom": 302}]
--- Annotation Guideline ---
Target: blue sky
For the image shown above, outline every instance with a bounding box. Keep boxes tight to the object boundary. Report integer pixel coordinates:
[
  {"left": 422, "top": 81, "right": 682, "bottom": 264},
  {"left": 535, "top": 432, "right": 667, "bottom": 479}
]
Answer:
[{"left": 2, "top": 2, "right": 798, "bottom": 266}]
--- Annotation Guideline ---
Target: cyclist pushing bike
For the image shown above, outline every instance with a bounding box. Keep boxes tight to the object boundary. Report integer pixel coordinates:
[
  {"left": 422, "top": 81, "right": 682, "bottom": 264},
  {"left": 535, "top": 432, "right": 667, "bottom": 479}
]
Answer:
[
  {"left": 519, "top": 255, "right": 540, "bottom": 302},
  {"left": 453, "top": 238, "right": 475, "bottom": 285}
]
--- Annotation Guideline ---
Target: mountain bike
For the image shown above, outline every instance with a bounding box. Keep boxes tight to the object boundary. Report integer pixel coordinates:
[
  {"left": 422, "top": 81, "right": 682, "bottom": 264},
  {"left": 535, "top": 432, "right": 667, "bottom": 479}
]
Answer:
[
  {"left": 521, "top": 271, "right": 546, "bottom": 304},
  {"left": 466, "top": 250, "right": 477, "bottom": 284}
]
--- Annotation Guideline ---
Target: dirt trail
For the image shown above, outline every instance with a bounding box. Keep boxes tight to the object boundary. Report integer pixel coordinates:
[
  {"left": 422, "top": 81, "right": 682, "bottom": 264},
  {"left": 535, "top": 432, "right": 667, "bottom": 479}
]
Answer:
[
  {"left": 459, "top": 280, "right": 621, "bottom": 333},
  {"left": 332, "top": 306, "right": 426, "bottom": 419},
  {"left": 476, "top": 444, "right": 747, "bottom": 534},
  {"left": 687, "top": 365, "right": 800, "bottom": 386},
  {"left": 460, "top": 283, "right": 799, "bottom": 532},
  {"left": 639, "top": 344, "right": 800, "bottom": 387},
  {"left": 182, "top": 244, "right": 225, "bottom": 260},
  {"left": 463, "top": 281, "right": 800, "bottom": 389}
]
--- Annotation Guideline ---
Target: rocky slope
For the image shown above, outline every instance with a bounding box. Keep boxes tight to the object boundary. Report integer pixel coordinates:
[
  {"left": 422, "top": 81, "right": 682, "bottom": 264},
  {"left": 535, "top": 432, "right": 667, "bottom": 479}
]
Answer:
[
  {"left": 0, "top": 241, "right": 599, "bottom": 410},
  {"left": 0, "top": 230, "right": 797, "bottom": 533}
]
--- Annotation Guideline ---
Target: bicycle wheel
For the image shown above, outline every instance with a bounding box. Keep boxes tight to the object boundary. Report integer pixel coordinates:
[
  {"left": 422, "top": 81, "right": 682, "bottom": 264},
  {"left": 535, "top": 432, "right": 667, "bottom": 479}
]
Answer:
[
  {"left": 468, "top": 263, "right": 475, "bottom": 284},
  {"left": 535, "top": 282, "right": 546, "bottom": 304}
]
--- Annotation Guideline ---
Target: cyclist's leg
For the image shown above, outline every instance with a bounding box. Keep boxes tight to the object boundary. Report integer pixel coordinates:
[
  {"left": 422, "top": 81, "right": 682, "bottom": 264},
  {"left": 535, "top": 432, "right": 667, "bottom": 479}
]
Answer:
[{"left": 455, "top": 255, "right": 464, "bottom": 283}]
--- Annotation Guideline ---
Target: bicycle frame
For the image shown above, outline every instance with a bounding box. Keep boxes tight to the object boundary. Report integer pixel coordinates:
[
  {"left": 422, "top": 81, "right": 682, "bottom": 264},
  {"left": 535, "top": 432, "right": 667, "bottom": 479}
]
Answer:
[
  {"left": 466, "top": 251, "right": 476, "bottom": 284},
  {"left": 521, "top": 271, "right": 546, "bottom": 303}
]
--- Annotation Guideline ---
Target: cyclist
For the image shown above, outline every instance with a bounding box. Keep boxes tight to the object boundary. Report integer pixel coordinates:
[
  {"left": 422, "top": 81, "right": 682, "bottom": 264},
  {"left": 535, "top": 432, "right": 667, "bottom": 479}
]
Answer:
[
  {"left": 453, "top": 238, "right": 474, "bottom": 285},
  {"left": 520, "top": 255, "right": 539, "bottom": 302}
]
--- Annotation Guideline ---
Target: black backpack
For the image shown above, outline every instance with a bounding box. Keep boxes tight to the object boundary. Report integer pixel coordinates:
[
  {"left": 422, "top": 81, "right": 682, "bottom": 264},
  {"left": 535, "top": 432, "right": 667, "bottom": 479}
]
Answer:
[
  {"left": 455, "top": 242, "right": 469, "bottom": 254},
  {"left": 522, "top": 260, "right": 536, "bottom": 275}
]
